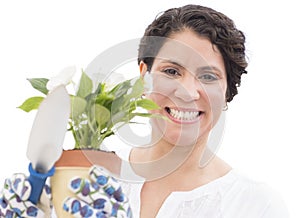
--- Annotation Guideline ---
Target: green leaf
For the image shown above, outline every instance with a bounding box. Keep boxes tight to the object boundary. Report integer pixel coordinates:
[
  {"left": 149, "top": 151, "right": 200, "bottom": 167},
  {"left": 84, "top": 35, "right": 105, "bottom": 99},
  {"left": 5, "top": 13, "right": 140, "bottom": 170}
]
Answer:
[
  {"left": 111, "top": 111, "right": 126, "bottom": 124},
  {"left": 70, "top": 96, "right": 87, "bottom": 118},
  {"left": 126, "top": 78, "right": 144, "bottom": 99},
  {"left": 94, "top": 104, "right": 110, "bottom": 126},
  {"left": 110, "top": 80, "right": 131, "bottom": 98},
  {"left": 95, "top": 91, "right": 114, "bottom": 107},
  {"left": 136, "top": 98, "right": 160, "bottom": 110},
  {"left": 130, "top": 112, "right": 153, "bottom": 117},
  {"left": 111, "top": 96, "right": 128, "bottom": 114},
  {"left": 27, "top": 78, "right": 49, "bottom": 95},
  {"left": 17, "top": 96, "right": 44, "bottom": 112},
  {"left": 76, "top": 71, "right": 93, "bottom": 98},
  {"left": 93, "top": 82, "right": 105, "bottom": 95}
]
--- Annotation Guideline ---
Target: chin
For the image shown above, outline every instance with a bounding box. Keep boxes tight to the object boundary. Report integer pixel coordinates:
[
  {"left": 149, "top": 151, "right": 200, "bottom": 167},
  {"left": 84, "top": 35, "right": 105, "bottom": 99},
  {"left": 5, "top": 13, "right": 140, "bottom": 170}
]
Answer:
[{"left": 151, "top": 120, "right": 211, "bottom": 147}]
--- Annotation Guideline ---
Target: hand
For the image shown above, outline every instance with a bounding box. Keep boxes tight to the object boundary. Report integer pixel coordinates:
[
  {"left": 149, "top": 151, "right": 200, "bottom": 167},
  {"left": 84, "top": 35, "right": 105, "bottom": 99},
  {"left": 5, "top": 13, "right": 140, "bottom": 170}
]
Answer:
[
  {"left": 63, "top": 166, "right": 132, "bottom": 218},
  {"left": 0, "top": 173, "right": 52, "bottom": 218}
]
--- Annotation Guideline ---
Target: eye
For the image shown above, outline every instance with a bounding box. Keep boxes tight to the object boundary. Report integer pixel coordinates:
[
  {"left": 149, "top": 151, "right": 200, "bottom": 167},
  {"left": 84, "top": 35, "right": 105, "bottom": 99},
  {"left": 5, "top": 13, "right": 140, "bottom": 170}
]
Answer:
[
  {"left": 198, "top": 73, "right": 218, "bottom": 83},
  {"left": 162, "top": 68, "right": 181, "bottom": 77}
]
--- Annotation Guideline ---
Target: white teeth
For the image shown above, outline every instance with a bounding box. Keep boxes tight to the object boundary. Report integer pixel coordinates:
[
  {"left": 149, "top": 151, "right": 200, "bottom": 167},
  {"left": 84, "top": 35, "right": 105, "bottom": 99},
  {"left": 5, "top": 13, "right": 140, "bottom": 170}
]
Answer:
[{"left": 169, "top": 108, "right": 200, "bottom": 121}]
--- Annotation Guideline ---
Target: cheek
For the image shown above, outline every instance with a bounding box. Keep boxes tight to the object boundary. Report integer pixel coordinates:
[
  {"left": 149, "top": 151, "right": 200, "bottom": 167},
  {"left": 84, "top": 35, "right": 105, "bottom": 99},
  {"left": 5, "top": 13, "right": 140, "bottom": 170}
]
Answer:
[
  {"left": 145, "top": 75, "right": 176, "bottom": 106},
  {"left": 202, "top": 83, "right": 226, "bottom": 125},
  {"left": 153, "top": 75, "right": 176, "bottom": 95}
]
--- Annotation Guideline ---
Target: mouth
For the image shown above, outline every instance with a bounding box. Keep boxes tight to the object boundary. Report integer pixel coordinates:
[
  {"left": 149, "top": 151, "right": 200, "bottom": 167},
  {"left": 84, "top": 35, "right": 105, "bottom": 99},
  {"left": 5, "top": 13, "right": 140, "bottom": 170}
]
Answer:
[{"left": 165, "top": 107, "right": 203, "bottom": 123}]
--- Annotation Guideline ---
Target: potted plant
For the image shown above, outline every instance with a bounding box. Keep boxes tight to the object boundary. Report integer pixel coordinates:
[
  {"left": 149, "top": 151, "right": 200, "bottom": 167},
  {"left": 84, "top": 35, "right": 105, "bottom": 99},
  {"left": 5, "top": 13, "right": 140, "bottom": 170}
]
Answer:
[{"left": 18, "top": 66, "right": 159, "bottom": 216}]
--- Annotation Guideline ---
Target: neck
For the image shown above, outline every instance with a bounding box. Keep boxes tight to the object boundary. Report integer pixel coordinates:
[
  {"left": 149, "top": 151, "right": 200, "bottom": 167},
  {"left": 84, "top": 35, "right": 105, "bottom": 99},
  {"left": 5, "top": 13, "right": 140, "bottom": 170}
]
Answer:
[
  {"left": 149, "top": 133, "right": 210, "bottom": 162},
  {"left": 131, "top": 134, "right": 217, "bottom": 181}
]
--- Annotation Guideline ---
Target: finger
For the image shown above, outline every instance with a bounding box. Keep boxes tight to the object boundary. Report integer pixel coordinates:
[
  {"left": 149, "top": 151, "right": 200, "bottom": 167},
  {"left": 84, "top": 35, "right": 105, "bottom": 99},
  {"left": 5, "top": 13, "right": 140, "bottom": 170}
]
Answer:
[
  {"left": 89, "top": 166, "right": 126, "bottom": 201},
  {"left": 2, "top": 188, "right": 44, "bottom": 217},
  {"left": 1, "top": 192, "right": 44, "bottom": 218},
  {"left": 38, "top": 178, "right": 52, "bottom": 216},
  {"left": 0, "top": 193, "right": 9, "bottom": 214},
  {"left": 68, "top": 177, "right": 109, "bottom": 205},
  {"left": 112, "top": 187, "right": 127, "bottom": 202},
  {"left": 63, "top": 197, "right": 112, "bottom": 218},
  {"left": 1, "top": 174, "right": 46, "bottom": 217},
  {"left": 41, "top": 178, "right": 52, "bottom": 200},
  {"left": 110, "top": 202, "right": 133, "bottom": 218},
  {"left": 6, "top": 173, "right": 31, "bottom": 201}
]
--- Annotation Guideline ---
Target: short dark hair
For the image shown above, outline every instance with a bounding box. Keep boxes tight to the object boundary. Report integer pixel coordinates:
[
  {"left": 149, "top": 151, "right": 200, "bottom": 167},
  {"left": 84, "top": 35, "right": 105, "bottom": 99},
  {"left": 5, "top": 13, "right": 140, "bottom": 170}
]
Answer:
[{"left": 138, "top": 4, "right": 248, "bottom": 102}]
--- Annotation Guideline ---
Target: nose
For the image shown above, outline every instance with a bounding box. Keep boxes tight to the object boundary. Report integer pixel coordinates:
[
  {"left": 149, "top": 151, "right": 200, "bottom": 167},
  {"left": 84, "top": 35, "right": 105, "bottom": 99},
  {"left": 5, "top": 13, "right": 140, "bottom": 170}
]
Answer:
[{"left": 174, "top": 77, "right": 201, "bottom": 102}]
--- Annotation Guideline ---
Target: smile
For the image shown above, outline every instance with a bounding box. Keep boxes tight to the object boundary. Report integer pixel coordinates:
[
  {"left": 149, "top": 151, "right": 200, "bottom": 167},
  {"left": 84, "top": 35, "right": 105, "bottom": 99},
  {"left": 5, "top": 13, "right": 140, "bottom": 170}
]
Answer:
[{"left": 165, "top": 107, "right": 202, "bottom": 122}]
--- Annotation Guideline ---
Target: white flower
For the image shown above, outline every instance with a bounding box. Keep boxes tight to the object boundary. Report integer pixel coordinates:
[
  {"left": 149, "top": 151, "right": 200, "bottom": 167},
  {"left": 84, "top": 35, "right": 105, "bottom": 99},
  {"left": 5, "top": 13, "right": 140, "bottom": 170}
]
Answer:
[{"left": 46, "top": 66, "right": 76, "bottom": 91}]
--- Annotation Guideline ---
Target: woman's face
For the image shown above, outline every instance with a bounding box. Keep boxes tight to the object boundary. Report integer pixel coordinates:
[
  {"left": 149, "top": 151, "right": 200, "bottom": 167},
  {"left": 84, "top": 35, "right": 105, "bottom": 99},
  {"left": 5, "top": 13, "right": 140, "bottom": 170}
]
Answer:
[{"left": 143, "top": 29, "right": 227, "bottom": 147}]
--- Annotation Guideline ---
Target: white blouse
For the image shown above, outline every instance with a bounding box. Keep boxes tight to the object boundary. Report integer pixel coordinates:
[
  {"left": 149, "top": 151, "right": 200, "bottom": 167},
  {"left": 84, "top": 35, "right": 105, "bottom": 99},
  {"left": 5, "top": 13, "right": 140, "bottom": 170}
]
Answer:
[{"left": 116, "top": 148, "right": 289, "bottom": 218}]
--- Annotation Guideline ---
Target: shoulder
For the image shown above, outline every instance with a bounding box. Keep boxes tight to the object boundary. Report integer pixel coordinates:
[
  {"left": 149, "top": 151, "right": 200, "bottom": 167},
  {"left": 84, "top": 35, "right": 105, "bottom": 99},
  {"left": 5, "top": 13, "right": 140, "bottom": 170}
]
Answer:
[
  {"left": 220, "top": 170, "right": 289, "bottom": 217},
  {"left": 226, "top": 170, "right": 283, "bottom": 202}
]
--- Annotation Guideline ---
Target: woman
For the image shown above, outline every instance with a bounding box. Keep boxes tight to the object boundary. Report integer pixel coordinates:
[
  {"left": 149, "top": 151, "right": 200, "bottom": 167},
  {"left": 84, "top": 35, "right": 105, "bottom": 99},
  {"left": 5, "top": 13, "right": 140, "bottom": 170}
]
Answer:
[{"left": 0, "top": 4, "right": 289, "bottom": 218}]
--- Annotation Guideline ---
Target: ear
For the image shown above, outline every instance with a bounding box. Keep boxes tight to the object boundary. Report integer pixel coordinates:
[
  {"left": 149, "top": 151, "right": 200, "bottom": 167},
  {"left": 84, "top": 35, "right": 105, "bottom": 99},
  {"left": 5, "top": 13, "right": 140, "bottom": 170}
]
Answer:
[{"left": 139, "top": 61, "right": 148, "bottom": 77}]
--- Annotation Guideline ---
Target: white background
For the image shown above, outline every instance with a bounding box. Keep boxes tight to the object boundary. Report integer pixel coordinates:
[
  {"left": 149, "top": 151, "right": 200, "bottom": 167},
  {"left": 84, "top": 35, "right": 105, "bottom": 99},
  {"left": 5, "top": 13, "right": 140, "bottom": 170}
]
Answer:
[{"left": 0, "top": 0, "right": 299, "bottom": 217}]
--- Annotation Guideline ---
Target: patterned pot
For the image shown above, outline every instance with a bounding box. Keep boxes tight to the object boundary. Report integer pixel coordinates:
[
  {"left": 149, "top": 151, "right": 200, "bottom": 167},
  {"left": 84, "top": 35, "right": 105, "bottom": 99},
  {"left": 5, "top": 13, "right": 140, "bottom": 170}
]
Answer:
[{"left": 50, "top": 149, "right": 121, "bottom": 217}]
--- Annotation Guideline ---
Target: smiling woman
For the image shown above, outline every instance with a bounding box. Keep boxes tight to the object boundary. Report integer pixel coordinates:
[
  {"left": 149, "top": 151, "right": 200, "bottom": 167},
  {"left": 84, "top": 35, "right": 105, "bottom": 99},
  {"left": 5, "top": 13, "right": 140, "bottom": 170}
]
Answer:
[
  {"left": 123, "top": 5, "right": 289, "bottom": 217},
  {"left": 0, "top": 2, "right": 294, "bottom": 218}
]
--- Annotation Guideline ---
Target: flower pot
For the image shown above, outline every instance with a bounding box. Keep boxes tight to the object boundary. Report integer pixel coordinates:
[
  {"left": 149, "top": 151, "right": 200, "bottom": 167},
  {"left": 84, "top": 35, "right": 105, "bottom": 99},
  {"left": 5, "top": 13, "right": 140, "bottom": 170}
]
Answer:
[{"left": 50, "top": 149, "right": 122, "bottom": 217}]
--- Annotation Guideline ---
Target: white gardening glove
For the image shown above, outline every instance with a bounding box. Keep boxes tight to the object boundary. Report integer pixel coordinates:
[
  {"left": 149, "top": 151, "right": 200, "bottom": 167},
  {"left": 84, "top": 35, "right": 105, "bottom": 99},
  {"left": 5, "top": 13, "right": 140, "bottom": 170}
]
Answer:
[
  {"left": 63, "top": 166, "right": 132, "bottom": 218},
  {"left": 0, "top": 173, "right": 52, "bottom": 218}
]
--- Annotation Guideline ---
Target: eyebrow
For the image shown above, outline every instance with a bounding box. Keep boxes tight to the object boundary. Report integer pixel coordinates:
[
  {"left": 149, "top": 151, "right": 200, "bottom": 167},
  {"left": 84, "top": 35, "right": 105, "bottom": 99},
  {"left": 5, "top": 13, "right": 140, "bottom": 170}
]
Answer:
[
  {"left": 160, "top": 59, "right": 223, "bottom": 75},
  {"left": 197, "top": 66, "right": 223, "bottom": 74}
]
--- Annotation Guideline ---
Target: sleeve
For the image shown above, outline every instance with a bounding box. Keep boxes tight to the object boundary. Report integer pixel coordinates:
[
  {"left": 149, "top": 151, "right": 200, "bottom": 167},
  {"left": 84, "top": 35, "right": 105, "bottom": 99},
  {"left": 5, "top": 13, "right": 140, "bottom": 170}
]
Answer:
[
  {"left": 217, "top": 172, "right": 290, "bottom": 218},
  {"left": 259, "top": 188, "right": 290, "bottom": 218}
]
